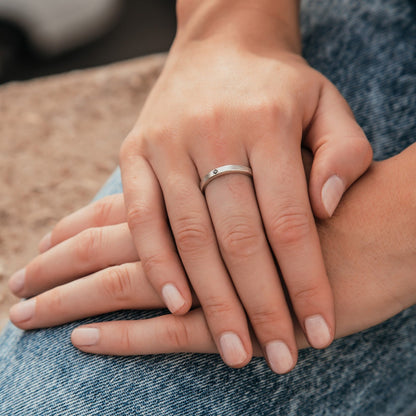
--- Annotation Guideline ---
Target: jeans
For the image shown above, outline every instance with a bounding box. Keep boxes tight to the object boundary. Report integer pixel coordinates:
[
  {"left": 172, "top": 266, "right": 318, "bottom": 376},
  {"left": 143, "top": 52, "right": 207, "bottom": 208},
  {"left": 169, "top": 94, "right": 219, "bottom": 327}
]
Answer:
[{"left": 1, "top": 0, "right": 415, "bottom": 414}]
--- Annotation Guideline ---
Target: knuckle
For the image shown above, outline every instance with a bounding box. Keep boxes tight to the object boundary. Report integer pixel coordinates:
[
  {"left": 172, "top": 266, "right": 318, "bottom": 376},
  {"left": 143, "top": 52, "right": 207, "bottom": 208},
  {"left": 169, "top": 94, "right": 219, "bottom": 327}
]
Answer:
[
  {"left": 174, "top": 215, "right": 211, "bottom": 255},
  {"left": 219, "top": 220, "right": 263, "bottom": 258},
  {"left": 269, "top": 209, "right": 311, "bottom": 247},
  {"left": 26, "top": 258, "right": 42, "bottom": 284},
  {"left": 102, "top": 266, "right": 133, "bottom": 303},
  {"left": 161, "top": 317, "right": 191, "bottom": 350},
  {"left": 141, "top": 252, "right": 166, "bottom": 280},
  {"left": 119, "top": 325, "right": 133, "bottom": 352},
  {"left": 51, "top": 219, "right": 64, "bottom": 241},
  {"left": 126, "top": 202, "right": 153, "bottom": 231},
  {"left": 291, "top": 284, "right": 321, "bottom": 304},
  {"left": 92, "top": 197, "right": 115, "bottom": 226},
  {"left": 247, "top": 99, "right": 292, "bottom": 130},
  {"left": 164, "top": 174, "right": 194, "bottom": 201},
  {"left": 249, "top": 307, "right": 281, "bottom": 329},
  {"left": 256, "top": 100, "right": 282, "bottom": 120},
  {"left": 264, "top": 101, "right": 283, "bottom": 124},
  {"left": 119, "top": 138, "right": 137, "bottom": 162},
  {"left": 75, "top": 228, "right": 104, "bottom": 264},
  {"left": 119, "top": 141, "right": 129, "bottom": 161},
  {"left": 203, "top": 297, "right": 235, "bottom": 322},
  {"left": 353, "top": 134, "right": 373, "bottom": 164},
  {"left": 132, "top": 126, "right": 173, "bottom": 156},
  {"left": 189, "top": 105, "right": 223, "bottom": 132},
  {"left": 45, "top": 287, "right": 64, "bottom": 313},
  {"left": 144, "top": 125, "right": 171, "bottom": 146}
]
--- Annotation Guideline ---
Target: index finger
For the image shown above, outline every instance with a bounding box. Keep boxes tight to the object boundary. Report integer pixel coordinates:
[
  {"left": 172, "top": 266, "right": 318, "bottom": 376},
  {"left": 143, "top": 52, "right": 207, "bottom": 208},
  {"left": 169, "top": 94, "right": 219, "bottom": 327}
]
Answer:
[{"left": 39, "top": 194, "right": 126, "bottom": 253}]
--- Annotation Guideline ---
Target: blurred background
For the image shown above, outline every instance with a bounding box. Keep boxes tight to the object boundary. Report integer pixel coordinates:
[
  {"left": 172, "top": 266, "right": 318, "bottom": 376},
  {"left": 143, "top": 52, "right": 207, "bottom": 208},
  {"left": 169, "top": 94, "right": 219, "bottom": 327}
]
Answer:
[
  {"left": 0, "top": 0, "right": 176, "bottom": 328},
  {"left": 0, "top": 0, "right": 176, "bottom": 83}
]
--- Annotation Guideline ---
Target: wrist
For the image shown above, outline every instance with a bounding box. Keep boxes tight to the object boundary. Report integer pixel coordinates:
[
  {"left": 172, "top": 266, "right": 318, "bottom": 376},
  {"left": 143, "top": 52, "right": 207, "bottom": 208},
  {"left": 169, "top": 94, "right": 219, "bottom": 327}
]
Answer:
[
  {"left": 386, "top": 143, "right": 416, "bottom": 215},
  {"left": 377, "top": 144, "right": 416, "bottom": 307},
  {"left": 174, "top": 0, "right": 301, "bottom": 55}
]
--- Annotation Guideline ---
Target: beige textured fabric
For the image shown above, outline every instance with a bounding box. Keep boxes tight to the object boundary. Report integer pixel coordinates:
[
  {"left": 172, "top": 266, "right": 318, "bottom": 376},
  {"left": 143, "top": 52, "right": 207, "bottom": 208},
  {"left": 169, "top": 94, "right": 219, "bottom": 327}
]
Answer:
[{"left": 0, "top": 54, "right": 166, "bottom": 329}]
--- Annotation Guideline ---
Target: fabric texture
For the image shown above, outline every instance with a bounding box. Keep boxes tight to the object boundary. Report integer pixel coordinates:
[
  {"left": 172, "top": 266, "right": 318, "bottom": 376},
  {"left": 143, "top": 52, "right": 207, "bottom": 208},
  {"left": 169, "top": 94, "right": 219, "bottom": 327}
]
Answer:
[{"left": 1, "top": 0, "right": 415, "bottom": 414}]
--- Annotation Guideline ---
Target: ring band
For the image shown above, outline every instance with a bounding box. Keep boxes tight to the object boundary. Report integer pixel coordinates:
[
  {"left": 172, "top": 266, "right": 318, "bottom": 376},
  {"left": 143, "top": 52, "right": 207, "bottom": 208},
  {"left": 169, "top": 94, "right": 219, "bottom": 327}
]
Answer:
[{"left": 200, "top": 164, "right": 253, "bottom": 193}]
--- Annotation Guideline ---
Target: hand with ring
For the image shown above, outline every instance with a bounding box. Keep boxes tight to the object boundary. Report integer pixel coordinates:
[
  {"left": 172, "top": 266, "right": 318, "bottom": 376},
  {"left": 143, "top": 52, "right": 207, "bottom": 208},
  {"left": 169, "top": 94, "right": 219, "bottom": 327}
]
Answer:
[
  {"left": 119, "top": 1, "right": 373, "bottom": 373},
  {"left": 9, "top": 145, "right": 416, "bottom": 361}
]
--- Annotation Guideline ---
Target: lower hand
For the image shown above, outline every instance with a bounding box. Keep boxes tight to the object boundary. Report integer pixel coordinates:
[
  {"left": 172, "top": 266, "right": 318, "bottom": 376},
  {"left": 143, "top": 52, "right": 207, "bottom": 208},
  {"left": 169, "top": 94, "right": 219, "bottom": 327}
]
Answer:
[{"left": 9, "top": 145, "right": 416, "bottom": 370}]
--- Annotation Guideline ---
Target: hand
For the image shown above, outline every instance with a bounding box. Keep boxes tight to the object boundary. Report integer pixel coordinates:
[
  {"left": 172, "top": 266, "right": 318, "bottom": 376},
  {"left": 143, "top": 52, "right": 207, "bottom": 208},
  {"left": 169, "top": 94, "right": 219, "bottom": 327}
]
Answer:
[
  {"left": 118, "top": 0, "right": 372, "bottom": 370},
  {"left": 9, "top": 145, "right": 416, "bottom": 372}
]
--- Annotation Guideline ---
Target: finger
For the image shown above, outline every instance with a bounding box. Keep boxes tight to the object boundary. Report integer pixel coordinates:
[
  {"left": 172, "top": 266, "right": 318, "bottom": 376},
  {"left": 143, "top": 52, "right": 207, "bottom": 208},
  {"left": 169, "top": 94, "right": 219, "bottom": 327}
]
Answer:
[
  {"left": 152, "top": 154, "right": 253, "bottom": 368},
  {"left": 204, "top": 172, "right": 298, "bottom": 374},
  {"left": 11, "top": 223, "right": 137, "bottom": 298},
  {"left": 9, "top": 262, "right": 163, "bottom": 329},
  {"left": 39, "top": 194, "right": 126, "bottom": 253},
  {"left": 71, "top": 311, "right": 308, "bottom": 357},
  {"left": 305, "top": 84, "right": 373, "bottom": 218},
  {"left": 252, "top": 137, "right": 335, "bottom": 350},
  {"left": 120, "top": 146, "right": 193, "bottom": 316},
  {"left": 71, "top": 310, "right": 219, "bottom": 355}
]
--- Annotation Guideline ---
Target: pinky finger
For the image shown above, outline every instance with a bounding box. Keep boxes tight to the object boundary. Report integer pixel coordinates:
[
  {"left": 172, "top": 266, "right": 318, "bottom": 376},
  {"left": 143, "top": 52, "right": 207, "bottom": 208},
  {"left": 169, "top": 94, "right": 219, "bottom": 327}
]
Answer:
[{"left": 71, "top": 309, "right": 218, "bottom": 355}]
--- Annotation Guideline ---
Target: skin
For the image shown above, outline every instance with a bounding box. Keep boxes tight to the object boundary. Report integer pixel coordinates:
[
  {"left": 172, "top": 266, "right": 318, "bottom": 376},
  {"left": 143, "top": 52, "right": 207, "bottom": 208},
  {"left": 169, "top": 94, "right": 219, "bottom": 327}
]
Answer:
[
  {"left": 9, "top": 144, "right": 416, "bottom": 373},
  {"left": 118, "top": 0, "right": 372, "bottom": 370}
]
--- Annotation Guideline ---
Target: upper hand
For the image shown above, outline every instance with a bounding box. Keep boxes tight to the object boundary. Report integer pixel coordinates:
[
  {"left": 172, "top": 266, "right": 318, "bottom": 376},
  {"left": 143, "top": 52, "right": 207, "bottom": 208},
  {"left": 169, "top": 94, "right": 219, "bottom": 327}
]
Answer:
[{"left": 119, "top": 23, "right": 372, "bottom": 371}]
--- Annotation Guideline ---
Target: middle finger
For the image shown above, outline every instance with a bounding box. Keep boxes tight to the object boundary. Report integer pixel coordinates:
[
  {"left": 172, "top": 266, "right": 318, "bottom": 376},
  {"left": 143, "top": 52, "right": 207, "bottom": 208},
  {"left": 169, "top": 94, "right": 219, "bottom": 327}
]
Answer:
[
  {"left": 203, "top": 168, "right": 297, "bottom": 374},
  {"left": 9, "top": 262, "right": 162, "bottom": 329}
]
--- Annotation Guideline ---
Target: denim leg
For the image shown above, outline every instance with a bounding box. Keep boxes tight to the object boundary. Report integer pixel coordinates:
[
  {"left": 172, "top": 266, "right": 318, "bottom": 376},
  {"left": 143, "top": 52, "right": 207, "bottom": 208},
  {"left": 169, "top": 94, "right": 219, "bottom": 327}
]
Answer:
[
  {"left": 301, "top": 0, "right": 416, "bottom": 160},
  {"left": 0, "top": 0, "right": 415, "bottom": 415},
  {"left": 92, "top": 167, "right": 122, "bottom": 201}
]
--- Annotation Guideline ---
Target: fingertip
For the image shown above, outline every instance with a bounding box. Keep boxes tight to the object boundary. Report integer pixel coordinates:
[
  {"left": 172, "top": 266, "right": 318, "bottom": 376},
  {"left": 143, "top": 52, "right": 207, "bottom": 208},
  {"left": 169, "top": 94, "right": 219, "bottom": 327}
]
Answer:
[
  {"left": 307, "top": 153, "right": 346, "bottom": 219},
  {"left": 304, "top": 314, "right": 333, "bottom": 349},
  {"left": 161, "top": 283, "right": 191, "bottom": 315},
  {"left": 8, "top": 268, "right": 26, "bottom": 296},
  {"left": 71, "top": 327, "right": 100, "bottom": 348},
  {"left": 172, "top": 300, "right": 193, "bottom": 316},
  {"left": 265, "top": 340, "right": 297, "bottom": 374},
  {"left": 321, "top": 175, "right": 345, "bottom": 218},
  {"left": 9, "top": 298, "right": 36, "bottom": 328},
  {"left": 219, "top": 331, "right": 251, "bottom": 368}
]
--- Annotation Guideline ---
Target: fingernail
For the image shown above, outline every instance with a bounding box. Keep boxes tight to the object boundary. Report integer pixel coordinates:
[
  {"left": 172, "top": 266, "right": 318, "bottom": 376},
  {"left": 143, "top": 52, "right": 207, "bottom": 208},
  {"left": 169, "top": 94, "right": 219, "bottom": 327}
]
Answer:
[
  {"left": 72, "top": 327, "right": 100, "bottom": 346},
  {"left": 321, "top": 175, "right": 344, "bottom": 217},
  {"left": 219, "top": 332, "right": 248, "bottom": 367},
  {"left": 265, "top": 341, "right": 294, "bottom": 374},
  {"left": 305, "top": 314, "right": 331, "bottom": 349},
  {"left": 162, "top": 283, "right": 186, "bottom": 313},
  {"left": 10, "top": 298, "right": 36, "bottom": 323},
  {"left": 38, "top": 232, "right": 52, "bottom": 253},
  {"left": 8, "top": 268, "right": 26, "bottom": 294}
]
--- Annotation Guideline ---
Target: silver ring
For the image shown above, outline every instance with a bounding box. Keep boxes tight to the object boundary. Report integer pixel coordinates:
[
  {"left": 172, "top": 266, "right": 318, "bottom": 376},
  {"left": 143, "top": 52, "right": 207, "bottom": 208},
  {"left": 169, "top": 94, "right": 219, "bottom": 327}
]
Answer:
[{"left": 200, "top": 164, "right": 253, "bottom": 193}]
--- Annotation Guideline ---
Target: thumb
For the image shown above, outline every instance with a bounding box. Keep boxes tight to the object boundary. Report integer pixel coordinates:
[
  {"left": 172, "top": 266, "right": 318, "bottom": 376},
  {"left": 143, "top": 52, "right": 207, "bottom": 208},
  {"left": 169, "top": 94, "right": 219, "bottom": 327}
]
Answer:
[{"left": 305, "top": 84, "right": 373, "bottom": 219}]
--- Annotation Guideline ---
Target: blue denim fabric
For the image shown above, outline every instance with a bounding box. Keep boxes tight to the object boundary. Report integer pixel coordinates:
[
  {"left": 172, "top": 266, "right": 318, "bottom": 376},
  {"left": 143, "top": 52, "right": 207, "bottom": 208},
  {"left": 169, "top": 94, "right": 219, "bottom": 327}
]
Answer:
[
  {"left": 93, "top": 167, "right": 122, "bottom": 201},
  {"left": 1, "top": 0, "right": 415, "bottom": 414}
]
